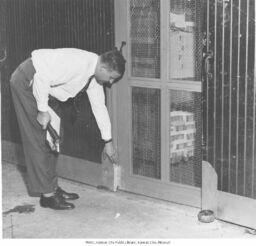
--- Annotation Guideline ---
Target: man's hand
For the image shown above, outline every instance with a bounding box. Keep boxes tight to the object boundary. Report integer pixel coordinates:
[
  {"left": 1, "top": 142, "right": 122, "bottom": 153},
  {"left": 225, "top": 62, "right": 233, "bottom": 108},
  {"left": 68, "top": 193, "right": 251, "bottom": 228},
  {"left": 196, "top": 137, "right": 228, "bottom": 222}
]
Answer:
[
  {"left": 37, "top": 111, "right": 51, "bottom": 130},
  {"left": 104, "top": 141, "right": 118, "bottom": 164}
]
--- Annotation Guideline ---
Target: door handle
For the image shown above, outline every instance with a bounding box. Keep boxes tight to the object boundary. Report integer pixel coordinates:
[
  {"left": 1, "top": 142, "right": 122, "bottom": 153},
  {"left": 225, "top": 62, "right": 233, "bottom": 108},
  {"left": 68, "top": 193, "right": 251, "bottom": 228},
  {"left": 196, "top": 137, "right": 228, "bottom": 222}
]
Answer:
[
  {"left": 203, "top": 50, "right": 213, "bottom": 79},
  {"left": 119, "top": 41, "right": 126, "bottom": 53}
]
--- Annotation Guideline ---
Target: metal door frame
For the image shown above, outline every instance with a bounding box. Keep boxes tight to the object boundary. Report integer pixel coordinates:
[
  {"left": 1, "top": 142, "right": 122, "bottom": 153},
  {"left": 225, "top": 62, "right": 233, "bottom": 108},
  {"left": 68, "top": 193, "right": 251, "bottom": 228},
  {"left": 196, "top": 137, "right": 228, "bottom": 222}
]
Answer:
[{"left": 113, "top": 0, "right": 202, "bottom": 207}]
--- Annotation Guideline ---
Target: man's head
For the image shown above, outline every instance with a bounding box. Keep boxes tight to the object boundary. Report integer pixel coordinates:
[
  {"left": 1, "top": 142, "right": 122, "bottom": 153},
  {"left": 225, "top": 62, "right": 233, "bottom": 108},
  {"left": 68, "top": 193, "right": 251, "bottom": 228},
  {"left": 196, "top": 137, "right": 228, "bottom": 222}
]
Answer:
[{"left": 94, "top": 49, "right": 126, "bottom": 86}]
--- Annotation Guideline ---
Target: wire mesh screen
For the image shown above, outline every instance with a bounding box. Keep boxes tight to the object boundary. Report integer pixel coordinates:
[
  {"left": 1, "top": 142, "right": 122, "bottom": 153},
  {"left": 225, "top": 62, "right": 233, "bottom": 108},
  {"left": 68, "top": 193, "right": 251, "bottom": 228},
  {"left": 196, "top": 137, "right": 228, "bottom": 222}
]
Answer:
[
  {"left": 132, "top": 87, "right": 161, "bottom": 179},
  {"left": 169, "top": 0, "right": 203, "bottom": 80},
  {"left": 169, "top": 90, "right": 202, "bottom": 187},
  {"left": 130, "top": 0, "right": 160, "bottom": 78}
]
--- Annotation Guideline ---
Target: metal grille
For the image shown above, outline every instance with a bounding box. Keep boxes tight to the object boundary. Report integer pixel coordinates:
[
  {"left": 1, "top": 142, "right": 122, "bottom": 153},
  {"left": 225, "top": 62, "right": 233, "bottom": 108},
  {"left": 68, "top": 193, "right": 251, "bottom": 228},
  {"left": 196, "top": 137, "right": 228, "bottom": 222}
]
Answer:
[
  {"left": 130, "top": 0, "right": 160, "bottom": 78},
  {"left": 169, "top": 90, "right": 202, "bottom": 187},
  {"left": 132, "top": 87, "right": 161, "bottom": 179},
  {"left": 169, "top": 0, "right": 203, "bottom": 80},
  {"left": 203, "top": 0, "right": 256, "bottom": 199}
]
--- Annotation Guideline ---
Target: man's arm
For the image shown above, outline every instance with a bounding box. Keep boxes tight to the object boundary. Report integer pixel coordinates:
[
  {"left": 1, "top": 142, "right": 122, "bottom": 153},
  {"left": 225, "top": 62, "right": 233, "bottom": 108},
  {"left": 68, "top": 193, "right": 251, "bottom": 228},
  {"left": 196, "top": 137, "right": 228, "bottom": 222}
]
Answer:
[
  {"left": 87, "top": 80, "right": 118, "bottom": 163},
  {"left": 33, "top": 73, "right": 51, "bottom": 129}
]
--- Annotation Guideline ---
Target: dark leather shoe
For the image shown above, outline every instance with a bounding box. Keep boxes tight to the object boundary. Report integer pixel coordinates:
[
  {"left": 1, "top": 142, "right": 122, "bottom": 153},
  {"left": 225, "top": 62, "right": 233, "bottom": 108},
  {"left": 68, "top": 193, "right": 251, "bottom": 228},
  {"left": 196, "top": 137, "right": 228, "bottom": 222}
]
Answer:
[
  {"left": 55, "top": 186, "right": 79, "bottom": 200},
  {"left": 40, "top": 194, "right": 75, "bottom": 210}
]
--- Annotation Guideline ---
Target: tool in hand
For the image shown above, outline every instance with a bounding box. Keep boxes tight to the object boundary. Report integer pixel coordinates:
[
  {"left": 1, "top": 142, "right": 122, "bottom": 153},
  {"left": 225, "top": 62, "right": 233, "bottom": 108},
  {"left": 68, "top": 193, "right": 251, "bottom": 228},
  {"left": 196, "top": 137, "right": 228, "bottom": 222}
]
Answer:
[
  {"left": 46, "top": 123, "right": 60, "bottom": 153},
  {"left": 102, "top": 149, "right": 121, "bottom": 192}
]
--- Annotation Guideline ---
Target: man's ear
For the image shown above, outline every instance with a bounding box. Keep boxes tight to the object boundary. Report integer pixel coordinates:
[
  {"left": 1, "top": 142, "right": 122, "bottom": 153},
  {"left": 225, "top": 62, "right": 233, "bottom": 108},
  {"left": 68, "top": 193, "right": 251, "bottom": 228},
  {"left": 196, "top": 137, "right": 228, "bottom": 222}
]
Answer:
[{"left": 99, "top": 62, "right": 109, "bottom": 70}]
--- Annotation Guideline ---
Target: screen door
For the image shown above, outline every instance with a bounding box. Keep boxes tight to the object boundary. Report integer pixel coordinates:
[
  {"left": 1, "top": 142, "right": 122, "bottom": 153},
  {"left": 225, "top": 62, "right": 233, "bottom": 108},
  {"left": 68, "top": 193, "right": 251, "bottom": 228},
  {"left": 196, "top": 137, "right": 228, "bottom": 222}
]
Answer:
[{"left": 114, "top": 0, "right": 204, "bottom": 207}]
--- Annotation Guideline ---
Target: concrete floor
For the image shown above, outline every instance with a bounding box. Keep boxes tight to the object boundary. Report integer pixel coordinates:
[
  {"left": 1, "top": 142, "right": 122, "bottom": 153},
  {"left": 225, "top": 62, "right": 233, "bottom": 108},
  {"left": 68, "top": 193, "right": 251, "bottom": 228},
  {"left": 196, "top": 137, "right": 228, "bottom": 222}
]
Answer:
[{"left": 2, "top": 161, "right": 255, "bottom": 239}]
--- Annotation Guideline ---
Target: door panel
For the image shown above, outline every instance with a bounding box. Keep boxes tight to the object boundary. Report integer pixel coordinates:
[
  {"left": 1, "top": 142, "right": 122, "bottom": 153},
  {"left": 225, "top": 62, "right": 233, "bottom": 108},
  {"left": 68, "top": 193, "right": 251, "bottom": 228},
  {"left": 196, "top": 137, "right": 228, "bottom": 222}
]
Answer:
[
  {"left": 169, "top": 89, "right": 201, "bottom": 187},
  {"left": 203, "top": 0, "right": 256, "bottom": 229},
  {"left": 169, "top": 0, "right": 203, "bottom": 81},
  {"left": 130, "top": 0, "right": 161, "bottom": 78},
  {"left": 132, "top": 87, "right": 161, "bottom": 179},
  {"left": 115, "top": 0, "right": 203, "bottom": 207}
]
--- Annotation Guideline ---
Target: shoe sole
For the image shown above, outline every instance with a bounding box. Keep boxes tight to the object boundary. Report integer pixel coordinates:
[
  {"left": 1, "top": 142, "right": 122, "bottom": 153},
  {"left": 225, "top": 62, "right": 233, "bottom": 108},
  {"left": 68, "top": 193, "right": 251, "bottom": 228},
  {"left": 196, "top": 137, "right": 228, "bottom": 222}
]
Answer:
[
  {"left": 63, "top": 197, "right": 79, "bottom": 201},
  {"left": 40, "top": 201, "right": 75, "bottom": 210}
]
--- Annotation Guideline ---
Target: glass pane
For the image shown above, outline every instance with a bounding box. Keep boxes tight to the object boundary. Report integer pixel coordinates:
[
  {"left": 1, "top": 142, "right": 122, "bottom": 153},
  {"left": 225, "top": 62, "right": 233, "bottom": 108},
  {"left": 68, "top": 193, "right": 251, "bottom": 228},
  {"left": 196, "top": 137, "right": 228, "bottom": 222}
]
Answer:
[
  {"left": 169, "top": 0, "right": 203, "bottom": 80},
  {"left": 132, "top": 87, "right": 161, "bottom": 179},
  {"left": 169, "top": 90, "right": 201, "bottom": 187},
  {"left": 130, "top": 0, "right": 160, "bottom": 78}
]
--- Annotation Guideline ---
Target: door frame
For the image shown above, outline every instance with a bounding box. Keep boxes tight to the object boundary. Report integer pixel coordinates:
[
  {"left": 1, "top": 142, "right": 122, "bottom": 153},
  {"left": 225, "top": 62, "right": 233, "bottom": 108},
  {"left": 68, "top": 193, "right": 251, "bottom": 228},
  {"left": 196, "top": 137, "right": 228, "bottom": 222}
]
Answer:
[{"left": 113, "top": 0, "right": 202, "bottom": 207}]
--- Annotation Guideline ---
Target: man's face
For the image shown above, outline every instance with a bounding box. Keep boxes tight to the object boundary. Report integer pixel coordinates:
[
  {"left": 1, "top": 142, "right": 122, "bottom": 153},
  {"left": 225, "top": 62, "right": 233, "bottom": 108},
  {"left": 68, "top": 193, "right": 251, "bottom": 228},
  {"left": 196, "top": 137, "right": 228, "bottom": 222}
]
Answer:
[{"left": 94, "top": 65, "right": 121, "bottom": 86}]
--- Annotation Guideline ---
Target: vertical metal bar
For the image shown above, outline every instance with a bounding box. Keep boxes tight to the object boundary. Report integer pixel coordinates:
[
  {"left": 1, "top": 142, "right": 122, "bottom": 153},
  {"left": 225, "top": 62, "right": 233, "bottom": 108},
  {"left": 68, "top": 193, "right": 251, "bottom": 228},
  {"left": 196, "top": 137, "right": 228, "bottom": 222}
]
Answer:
[
  {"left": 28, "top": 0, "right": 31, "bottom": 49},
  {"left": 92, "top": 0, "right": 97, "bottom": 51},
  {"left": 6, "top": 0, "right": 10, "bottom": 68},
  {"left": 101, "top": 0, "right": 104, "bottom": 51},
  {"left": 30, "top": 0, "right": 33, "bottom": 49},
  {"left": 14, "top": 0, "right": 18, "bottom": 59},
  {"left": 42, "top": 0, "right": 45, "bottom": 47},
  {"left": 161, "top": 0, "right": 169, "bottom": 182},
  {"left": 221, "top": 0, "right": 225, "bottom": 190},
  {"left": 243, "top": 0, "right": 249, "bottom": 195},
  {"left": 235, "top": 0, "right": 241, "bottom": 194},
  {"left": 69, "top": 0, "right": 73, "bottom": 46},
  {"left": 213, "top": 0, "right": 217, "bottom": 168},
  {"left": 102, "top": 0, "right": 105, "bottom": 51},
  {"left": 35, "top": 0, "right": 38, "bottom": 47},
  {"left": 19, "top": 0, "right": 23, "bottom": 59},
  {"left": 93, "top": 0, "right": 96, "bottom": 49},
  {"left": 228, "top": 0, "right": 234, "bottom": 192},
  {"left": 92, "top": 1, "right": 97, "bottom": 52},
  {"left": 66, "top": 0, "right": 70, "bottom": 47},
  {"left": 111, "top": 0, "right": 115, "bottom": 47},
  {"left": 38, "top": 0, "right": 41, "bottom": 47},
  {"left": 18, "top": 0, "right": 22, "bottom": 57},
  {"left": 206, "top": 0, "right": 210, "bottom": 161},
  {"left": 22, "top": 0, "right": 25, "bottom": 54},
  {"left": 85, "top": 0, "right": 89, "bottom": 48},
  {"left": 71, "top": 0, "right": 75, "bottom": 45},
  {"left": 253, "top": 0, "right": 256, "bottom": 198},
  {"left": 127, "top": 0, "right": 131, "bottom": 79},
  {"left": 76, "top": 0, "right": 80, "bottom": 47},
  {"left": 105, "top": 0, "right": 109, "bottom": 51},
  {"left": 74, "top": 0, "right": 77, "bottom": 46},
  {"left": 52, "top": 0, "right": 56, "bottom": 51},
  {"left": 81, "top": 0, "right": 85, "bottom": 48},
  {"left": 20, "top": 0, "right": 24, "bottom": 57},
  {"left": 31, "top": 0, "right": 35, "bottom": 49},
  {"left": 88, "top": 0, "right": 92, "bottom": 49},
  {"left": 12, "top": 0, "right": 17, "bottom": 58},
  {"left": 127, "top": 0, "right": 133, "bottom": 175},
  {"left": 96, "top": 0, "right": 100, "bottom": 50},
  {"left": 41, "top": 0, "right": 44, "bottom": 48},
  {"left": 102, "top": 0, "right": 106, "bottom": 51}
]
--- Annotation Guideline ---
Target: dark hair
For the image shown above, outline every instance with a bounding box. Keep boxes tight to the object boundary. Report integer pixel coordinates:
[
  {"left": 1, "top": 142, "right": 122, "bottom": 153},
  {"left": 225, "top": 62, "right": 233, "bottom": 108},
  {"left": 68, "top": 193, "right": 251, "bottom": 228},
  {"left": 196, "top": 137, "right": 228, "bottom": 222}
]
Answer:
[{"left": 100, "top": 49, "right": 126, "bottom": 77}]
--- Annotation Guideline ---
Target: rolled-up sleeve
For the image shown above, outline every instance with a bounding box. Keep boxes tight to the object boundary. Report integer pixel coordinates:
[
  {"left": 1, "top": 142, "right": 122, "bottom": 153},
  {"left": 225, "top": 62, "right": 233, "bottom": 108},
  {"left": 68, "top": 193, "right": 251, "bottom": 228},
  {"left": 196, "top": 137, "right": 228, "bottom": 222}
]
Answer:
[
  {"left": 87, "top": 79, "right": 112, "bottom": 141},
  {"left": 32, "top": 72, "right": 50, "bottom": 112}
]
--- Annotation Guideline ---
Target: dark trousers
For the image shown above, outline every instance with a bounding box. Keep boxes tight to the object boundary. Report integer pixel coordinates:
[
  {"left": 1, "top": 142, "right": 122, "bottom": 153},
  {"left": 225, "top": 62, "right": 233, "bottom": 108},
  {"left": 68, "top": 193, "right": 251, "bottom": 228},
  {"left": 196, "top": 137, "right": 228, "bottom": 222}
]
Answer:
[{"left": 10, "top": 58, "right": 58, "bottom": 194}]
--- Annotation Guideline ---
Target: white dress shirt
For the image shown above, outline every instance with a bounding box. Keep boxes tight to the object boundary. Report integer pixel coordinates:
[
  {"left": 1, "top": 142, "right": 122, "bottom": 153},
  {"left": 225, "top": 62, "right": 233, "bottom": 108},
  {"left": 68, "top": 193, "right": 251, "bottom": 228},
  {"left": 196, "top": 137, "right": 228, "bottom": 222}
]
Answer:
[{"left": 31, "top": 48, "right": 112, "bottom": 141}]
